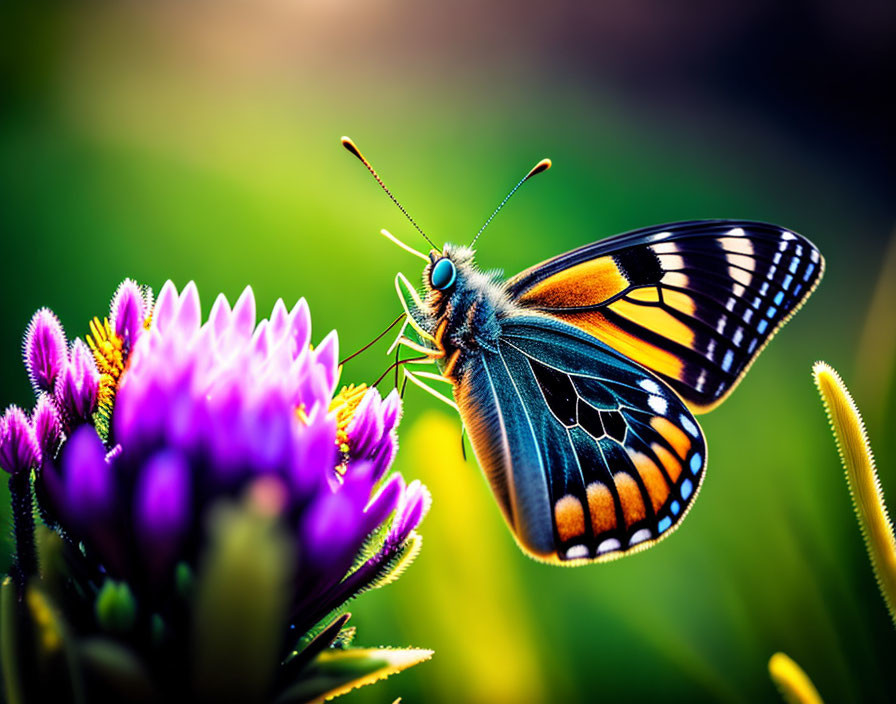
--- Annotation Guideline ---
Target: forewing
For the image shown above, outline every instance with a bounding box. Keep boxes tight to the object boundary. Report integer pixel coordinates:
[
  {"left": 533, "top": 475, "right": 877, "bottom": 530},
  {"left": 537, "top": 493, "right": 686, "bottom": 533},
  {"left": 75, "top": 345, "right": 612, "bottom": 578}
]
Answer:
[
  {"left": 455, "top": 315, "right": 707, "bottom": 565},
  {"left": 505, "top": 220, "right": 824, "bottom": 411}
]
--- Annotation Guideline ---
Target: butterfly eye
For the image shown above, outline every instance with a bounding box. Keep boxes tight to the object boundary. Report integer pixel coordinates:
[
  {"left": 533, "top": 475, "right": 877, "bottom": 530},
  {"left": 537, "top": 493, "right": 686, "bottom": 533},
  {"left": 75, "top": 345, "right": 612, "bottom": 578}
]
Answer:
[{"left": 430, "top": 257, "right": 457, "bottom": 291}]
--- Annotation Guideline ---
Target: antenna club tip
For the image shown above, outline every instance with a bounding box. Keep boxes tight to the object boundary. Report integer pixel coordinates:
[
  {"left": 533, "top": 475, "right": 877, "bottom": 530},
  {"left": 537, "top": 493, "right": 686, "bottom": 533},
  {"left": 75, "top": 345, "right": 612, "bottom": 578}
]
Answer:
[
  {"left": 528, "top": 158, "right": 552, "bottom": 177},
  {"left": 341, "top": 136, "right": 362, "bottom": 158}
]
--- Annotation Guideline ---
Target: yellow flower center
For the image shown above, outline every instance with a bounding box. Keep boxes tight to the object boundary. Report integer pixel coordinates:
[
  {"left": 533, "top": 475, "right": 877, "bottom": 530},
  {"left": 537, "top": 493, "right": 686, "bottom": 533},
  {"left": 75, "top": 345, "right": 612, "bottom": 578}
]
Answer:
[
  {"left": 87, "top": 317, "right": 125, "bottom": 379},
  {"left": 86, "top": 317, "right": 128, "bottom": 440},
  {"left": 330, "top": 383, "right": 369, "bottom": 452}
]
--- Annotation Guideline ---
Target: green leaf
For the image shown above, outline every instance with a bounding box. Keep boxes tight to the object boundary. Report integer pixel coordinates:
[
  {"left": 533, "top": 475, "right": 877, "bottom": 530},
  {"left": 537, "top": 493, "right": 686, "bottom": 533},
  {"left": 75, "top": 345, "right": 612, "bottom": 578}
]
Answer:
[
  {"left": 357, "top": 532, "right": 423, "bottom": 596},
  {"left": 274, "top": 647, "right": 433, "bottom": 704},
  {"left": 331, "top": 627, "right": 356, "bottom": 650},
  {"left": 192, "top": 495, "right": 294, "bottom": 702},
  {"left": 79, "top": 638, "right": 154, "bottom": 703},
  {"left": 95, "top": 580, "right": 136, "bottom": 634}
]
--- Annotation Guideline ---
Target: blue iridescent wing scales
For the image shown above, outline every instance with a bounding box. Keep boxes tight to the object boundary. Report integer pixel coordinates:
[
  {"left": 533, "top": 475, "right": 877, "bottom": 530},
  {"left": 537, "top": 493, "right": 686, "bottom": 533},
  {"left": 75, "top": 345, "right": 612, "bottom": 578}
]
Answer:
[{"left": 455, "top": 315, "right": 707, "bottom": 564}]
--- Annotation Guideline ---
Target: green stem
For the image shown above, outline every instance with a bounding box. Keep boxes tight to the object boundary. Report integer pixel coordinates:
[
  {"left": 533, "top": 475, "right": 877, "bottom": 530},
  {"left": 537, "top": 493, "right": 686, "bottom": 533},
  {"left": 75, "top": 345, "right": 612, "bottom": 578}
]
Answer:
[{"left": 9, "top": 472, "right": 37, "bottom": 595}]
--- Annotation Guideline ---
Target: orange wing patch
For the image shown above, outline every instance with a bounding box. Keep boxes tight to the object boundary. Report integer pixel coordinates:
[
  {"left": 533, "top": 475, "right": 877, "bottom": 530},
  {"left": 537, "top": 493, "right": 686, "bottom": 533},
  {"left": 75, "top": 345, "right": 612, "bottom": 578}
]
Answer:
[
  {"left": 651, "top": 442, "right": 683, "bottom": 481},
  {"left": 516, "top": 256, "right": 629, "bottom": 309},
  {"left": 614, "top": 473, "right": 647, "bottom": 526},
  {"left": 628, "top": 451, "right": 670, "bottom": 512},
  {"left": 586, "top": 482, "right": 617, "bottom": 534},
  {"left": 650, "top": 416, "right": 691, "bottom": 459},
  {"left": 554, "top": 495, "right": 586, "bottom": 542}
]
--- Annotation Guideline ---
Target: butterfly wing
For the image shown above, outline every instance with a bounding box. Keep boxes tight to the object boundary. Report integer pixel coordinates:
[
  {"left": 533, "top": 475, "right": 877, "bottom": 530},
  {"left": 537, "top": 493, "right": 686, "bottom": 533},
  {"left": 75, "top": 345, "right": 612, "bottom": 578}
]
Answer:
[
  {"left": 456, "top": 314, "right": 707, "bottom": 564},
  {"left": 505, "top": 220, "right": 824, "bottom": 412}
]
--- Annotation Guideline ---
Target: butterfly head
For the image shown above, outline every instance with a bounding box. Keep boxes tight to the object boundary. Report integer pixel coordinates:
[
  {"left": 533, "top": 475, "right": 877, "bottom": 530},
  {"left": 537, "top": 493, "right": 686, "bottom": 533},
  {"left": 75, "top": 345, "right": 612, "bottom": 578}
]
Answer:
[
  {"left": 429, "top": 255, "right": 457, "bottom": 291},
  {"left": 422, "top": 244, "right": 478, "bottom": 296}
]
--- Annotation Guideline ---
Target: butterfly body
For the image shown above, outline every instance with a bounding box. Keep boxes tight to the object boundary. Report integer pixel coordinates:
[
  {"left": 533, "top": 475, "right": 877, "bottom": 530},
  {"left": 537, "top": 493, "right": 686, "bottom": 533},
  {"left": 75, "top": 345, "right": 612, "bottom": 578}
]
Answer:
[{"left": 397, "top": 220, "right": 823, "bottom": 565}]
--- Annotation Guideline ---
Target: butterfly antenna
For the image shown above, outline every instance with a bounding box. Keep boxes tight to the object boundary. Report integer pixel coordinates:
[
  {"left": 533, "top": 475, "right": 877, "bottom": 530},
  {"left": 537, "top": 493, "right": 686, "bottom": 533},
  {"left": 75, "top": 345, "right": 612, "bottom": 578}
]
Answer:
[
  {"left": 470, "top": 157, "right": 552, "bottom": 248},
  {"left": 342, "top": 136, "right": 438, "bottom": 250}
]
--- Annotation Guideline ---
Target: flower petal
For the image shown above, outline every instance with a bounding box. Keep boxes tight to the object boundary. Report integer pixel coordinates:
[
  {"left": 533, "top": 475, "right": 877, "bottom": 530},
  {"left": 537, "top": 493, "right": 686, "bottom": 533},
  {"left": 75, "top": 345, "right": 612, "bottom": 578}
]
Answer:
[
  {"left": 0, "top": 406, "right": 41, "bottom": 475},
  {"left": 23, "top": 308, "right": 68, "bottom": 393}
]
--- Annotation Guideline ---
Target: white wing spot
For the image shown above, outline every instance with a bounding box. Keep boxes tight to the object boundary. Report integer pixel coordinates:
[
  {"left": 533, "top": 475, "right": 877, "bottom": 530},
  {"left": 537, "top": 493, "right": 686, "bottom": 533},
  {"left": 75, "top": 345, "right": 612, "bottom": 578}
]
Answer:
[
  {"left": 648, "top": 395, "right": 668, "bottom": 415},
  {"left": 728, "top": 266, "right": 753, "bottom": 286},
  {"left": 696, "top": 370, "right": 707, "bottom": 392},
  {"left": 639, "top": 379, "right": 662, "bottom": 394},
  {"left": 597, "top": 538, "right": 621, "bottom": 554},
  {"left": 719, "top": 236, "right": 754, "bottom": 255},
  {"left": 565, "top": 545, "right": 589, "bottom": 560},
  {"left": 629, "top": 529, "right": 652, "bottom": 546}
]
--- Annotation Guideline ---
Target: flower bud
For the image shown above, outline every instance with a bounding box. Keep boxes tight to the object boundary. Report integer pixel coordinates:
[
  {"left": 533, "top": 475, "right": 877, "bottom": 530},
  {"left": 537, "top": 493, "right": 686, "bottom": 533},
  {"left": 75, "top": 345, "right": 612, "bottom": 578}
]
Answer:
[
  {"left": 0, "top": 405, "right": 41, "bottom": 475},
  {"left": 110, "top": 278, "right": 147, "bottom": 349},
  {"left": 55, "top": 339, "right": 100, "bottom": 426},
  {"left": 23, "top": 308, "right": 67, "bottom": 393},
  {"left": 32, "top": 394, "right": 63, "bottom": 459}
]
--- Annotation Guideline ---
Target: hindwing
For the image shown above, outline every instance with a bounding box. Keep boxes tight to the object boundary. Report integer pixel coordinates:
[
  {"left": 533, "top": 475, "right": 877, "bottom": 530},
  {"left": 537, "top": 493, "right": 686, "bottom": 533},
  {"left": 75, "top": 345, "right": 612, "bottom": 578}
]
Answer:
[{"left": 455, "top": 315, "right": 707, "bottom": 564}]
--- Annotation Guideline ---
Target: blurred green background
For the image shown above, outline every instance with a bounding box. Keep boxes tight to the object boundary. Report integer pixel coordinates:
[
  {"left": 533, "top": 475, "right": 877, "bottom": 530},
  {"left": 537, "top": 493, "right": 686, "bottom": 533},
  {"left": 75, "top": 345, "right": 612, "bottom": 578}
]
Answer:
[{"left": 2, "top": 2, "right": 895, "bottom": 702}]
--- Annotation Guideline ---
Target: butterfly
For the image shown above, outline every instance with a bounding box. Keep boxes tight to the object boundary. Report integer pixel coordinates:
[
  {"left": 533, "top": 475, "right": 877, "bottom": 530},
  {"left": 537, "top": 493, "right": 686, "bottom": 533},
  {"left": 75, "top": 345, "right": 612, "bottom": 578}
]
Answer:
[{"left": 342, "top": 137, "right": 824, "bottom": 565}]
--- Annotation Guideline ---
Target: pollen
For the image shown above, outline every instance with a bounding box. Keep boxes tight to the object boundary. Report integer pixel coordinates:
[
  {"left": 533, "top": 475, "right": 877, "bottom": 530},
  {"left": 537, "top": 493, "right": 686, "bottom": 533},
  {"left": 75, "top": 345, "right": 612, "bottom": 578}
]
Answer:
[
  {"left": 327, "top": 383, "right": 370, "bottom": 476},
  {"left": 87, "top": 317, "right": 125, "bottom": 379},
  {"left": 87, "top": 317, "right": 127, "bottom": 440},
  {"left": 330, "top": 383, "right": 368, "bottom": 450}
]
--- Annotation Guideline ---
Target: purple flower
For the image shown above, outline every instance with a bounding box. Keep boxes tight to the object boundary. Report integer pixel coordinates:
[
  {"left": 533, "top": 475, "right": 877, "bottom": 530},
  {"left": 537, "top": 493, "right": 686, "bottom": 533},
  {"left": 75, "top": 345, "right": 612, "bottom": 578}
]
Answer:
[
  {"left": 1, "top": 278, "right": 433, "bottom": 702},
  {"left": 23, "top": 308, "right": 67, "bottom": 394},
  {"left": 390, "top": 479, "right": 432, "bottom": 545},
  {"left": 110, "top": 278, "right": 151, "bottom": 349},
  {"left": 31, "top": 394, "right": 63, "bottom": 459},
  {"left": 35, "top": 280, "right": 428, "bottom": 613},
  {"left": 135, "top": 449, "right": 191, "bottom": 577},
  {"left": 0, "top": 406, "right": 41, "bottom": 475},
  {"left": 54, "top": 339, "right": 100, "bottom": 427}
]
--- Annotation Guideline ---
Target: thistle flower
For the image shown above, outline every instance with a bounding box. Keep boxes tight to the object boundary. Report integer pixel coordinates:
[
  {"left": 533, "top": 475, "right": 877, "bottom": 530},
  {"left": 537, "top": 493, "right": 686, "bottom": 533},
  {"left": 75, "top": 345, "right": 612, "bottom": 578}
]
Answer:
[
  {"left": 1, "top": 280, "right": 431, "bottom": 704},
  {"left": 53, "top": 338, "right": 100, "bottom": 429},
  {"left": 0, "top": 406, "right": 42, "bottom": 591},
  {"left": 23, "top": 308, "right": 67, "bottom": 395},
  {"left": 0, "top": 406, "right": 40, "bottom": 477}
]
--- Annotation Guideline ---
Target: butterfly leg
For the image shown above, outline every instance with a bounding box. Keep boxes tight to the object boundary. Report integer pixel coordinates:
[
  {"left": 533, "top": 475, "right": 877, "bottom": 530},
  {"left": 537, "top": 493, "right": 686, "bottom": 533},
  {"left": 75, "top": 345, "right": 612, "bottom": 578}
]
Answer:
[
  {"left": 402, "top": 367, "right": 459, "bottom": 412},
  {"left": 386, "top": 317, "right": 410, "bottom": 355},
  {"left": 395, "top": 335, "right": 445, "bottom": 359},
  {"left": 394, "top": 273, "right": 435, "bottom": 343}
]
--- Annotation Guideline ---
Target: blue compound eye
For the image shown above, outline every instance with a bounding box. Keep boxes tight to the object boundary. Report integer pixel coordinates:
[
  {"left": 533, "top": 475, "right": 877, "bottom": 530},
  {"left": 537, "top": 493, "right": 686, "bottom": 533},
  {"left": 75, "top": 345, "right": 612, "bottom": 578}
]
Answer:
[{"left": 430, "top": 257, "right": 457, "bottom": 291}]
